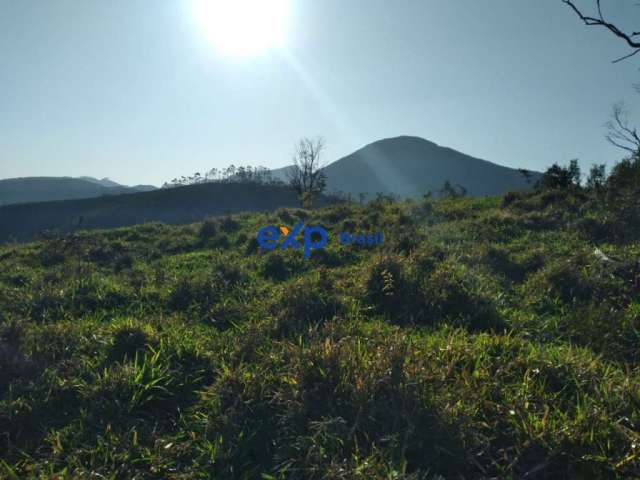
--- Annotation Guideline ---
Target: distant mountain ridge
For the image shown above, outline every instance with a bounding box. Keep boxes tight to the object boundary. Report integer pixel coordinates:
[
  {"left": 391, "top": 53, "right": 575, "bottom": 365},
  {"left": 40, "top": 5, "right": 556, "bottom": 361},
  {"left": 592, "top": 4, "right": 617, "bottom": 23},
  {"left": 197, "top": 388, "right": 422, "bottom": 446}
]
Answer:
[
  {"left": 78, "top": 176, "right": 123, "bottom": 188},
  {"left": 0, "top": 136, "right": 540, "bottom": 242},
  {"left": 0, "top": 182, "right": 321, "bottom": 243},
  {"left": 272, "top": 136, "right": 540, "bottom": 198},
  {"left": 0, "top": 177, "right": 157, "bottom": 206},
  {"left": 79, "top": 176, "right": 157, "bottom": 192}
]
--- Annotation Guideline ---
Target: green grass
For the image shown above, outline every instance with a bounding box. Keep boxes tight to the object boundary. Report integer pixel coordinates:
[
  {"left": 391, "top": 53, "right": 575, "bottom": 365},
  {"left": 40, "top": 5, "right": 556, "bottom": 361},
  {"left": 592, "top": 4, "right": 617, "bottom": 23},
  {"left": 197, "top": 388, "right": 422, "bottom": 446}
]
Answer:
[{"left": 1, "top": 192, "right": 639, "bottom": 478}]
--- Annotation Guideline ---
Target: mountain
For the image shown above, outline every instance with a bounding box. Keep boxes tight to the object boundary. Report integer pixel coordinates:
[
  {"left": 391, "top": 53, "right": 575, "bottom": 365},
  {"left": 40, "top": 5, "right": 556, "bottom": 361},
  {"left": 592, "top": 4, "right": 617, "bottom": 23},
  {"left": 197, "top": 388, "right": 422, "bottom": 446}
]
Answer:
[
  {"left": 78, "top": 176, "right": 123, "bottom": 188},
  {"left": 272, "top": 136, "right": 540, "bottom": 198},
  {"left": 0, "top": 177, "right": 157, "bottom": 206},
  {"left": 79, "top": 176, "right": 157, "bottom": 192},
  {"left": 0, "top": 182, "right": 324, "bottom": 243}
]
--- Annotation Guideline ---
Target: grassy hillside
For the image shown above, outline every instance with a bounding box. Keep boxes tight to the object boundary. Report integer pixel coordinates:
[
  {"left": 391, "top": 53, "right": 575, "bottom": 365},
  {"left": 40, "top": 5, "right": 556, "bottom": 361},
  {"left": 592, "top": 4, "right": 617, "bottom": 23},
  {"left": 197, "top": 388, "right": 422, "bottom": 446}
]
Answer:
[
  {"left": 0, "top": 182, "right": 325, "bottom": 243},
  {"left": 1, "top": 188, "right": 639, "bottom": 478}
]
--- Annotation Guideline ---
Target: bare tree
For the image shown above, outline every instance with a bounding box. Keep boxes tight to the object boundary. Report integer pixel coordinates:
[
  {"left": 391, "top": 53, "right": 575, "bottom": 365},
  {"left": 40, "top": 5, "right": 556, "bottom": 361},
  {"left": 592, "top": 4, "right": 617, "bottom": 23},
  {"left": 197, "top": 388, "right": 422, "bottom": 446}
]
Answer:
[
  {"left": 287, "top": 136, "right": 327, "bottom": 208},
  {"left": 562, "top": 0, "right": 640, "bottom": 63},
  {"left": 606, "top": 102, "right": 640, "bottom": 153}
]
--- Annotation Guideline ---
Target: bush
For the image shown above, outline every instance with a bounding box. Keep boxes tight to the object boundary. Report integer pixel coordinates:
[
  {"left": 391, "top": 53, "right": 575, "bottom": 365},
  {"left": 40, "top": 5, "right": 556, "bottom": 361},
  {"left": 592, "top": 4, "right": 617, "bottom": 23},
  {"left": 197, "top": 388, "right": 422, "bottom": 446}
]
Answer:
[
  {"left": 39, "top": 240, "right": 67, "bottom": 267},
  {"left": 276, "top": 208, "right": 294, "bottom": 224},
  {"left": 522, "top": 253, "right": 631, "bottom": 313},
  {"left": 261, "top": 251, "right": 306, "bottom": 281},
  {"left": 167, "top": 276, "right": 218, "bottom": 314},
  {"left": 501, "top": 191, "right": 527, "bottom": 208},
  {"left": 199, "top": 218, "right": 217, "bottom": 240},
  {"left": 214, "top": 234, "right": 230, "bottom": 249},
  {"left": 602, "top": 154, "right": 640, "bottom": 241},
  {"left": 365, "top": 255, "right": 411, "bottom": 317},
  {"left": 420, "top": 261, "right": 503, "bottom": 331},
  {"left": 219, "top": 216, "right": 240, "bottom": 233},
  {"left": 476, "top": 244, "right": 542, "bottom": 282},
  {"left": 272, "top": 274, "right": 343, "bottom": 337},
  {"left": 108, "top": 320, "right": 156, "bottom": 363},
  {"left": 245, "top": 236, "right": 259, "bottom": 255}
]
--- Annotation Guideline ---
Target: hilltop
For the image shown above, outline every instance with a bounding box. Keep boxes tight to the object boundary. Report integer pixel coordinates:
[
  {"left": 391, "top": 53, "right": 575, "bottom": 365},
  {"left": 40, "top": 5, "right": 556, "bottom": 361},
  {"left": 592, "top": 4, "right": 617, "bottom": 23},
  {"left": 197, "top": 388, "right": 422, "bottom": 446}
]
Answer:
[
  {"left": 272, "top": 136, "right": 540, "bottom": 198},
  {"left": 0, "top": 177, "right": 157, "bottom": 207}
]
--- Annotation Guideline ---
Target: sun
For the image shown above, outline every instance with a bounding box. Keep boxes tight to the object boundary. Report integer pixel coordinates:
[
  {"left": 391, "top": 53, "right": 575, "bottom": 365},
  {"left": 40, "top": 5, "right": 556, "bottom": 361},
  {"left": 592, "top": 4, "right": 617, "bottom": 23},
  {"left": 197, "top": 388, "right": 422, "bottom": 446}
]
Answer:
[{"left": 192, "top": 0, "right": 290, "bottom": 57}]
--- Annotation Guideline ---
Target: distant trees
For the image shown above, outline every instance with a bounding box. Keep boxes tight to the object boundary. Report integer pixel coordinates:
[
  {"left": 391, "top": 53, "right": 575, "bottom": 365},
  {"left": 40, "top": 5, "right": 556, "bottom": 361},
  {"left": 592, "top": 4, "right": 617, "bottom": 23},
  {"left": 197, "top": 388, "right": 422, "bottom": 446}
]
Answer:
[
  {"left": 287, "top": 136, "right": 327, "bottom": 208},
  {"left": 162, "top": 165, "right": 281, "bottom": 189},
  {"left": 536, "top": 159, "right": 581, "bottom": 190},
  {"left": 586, "top": 163, "right": 607, "bottom": 191}
]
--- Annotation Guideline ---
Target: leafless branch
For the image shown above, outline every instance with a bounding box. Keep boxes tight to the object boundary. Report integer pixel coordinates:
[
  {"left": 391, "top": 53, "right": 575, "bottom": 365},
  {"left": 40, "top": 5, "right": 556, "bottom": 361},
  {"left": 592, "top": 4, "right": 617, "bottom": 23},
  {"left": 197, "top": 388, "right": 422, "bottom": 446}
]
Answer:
[
  {"left": 613, "top": 48, "right": 640, "bottom": 63},
  {"left": 563, "top": 0, "right": 640, "bottom": 62},
  {"left": 286, "top": 136, "right": 327, "bottom": 200},
  {"left": 605, "top": 103, "right": 640, "bottom": 153}
]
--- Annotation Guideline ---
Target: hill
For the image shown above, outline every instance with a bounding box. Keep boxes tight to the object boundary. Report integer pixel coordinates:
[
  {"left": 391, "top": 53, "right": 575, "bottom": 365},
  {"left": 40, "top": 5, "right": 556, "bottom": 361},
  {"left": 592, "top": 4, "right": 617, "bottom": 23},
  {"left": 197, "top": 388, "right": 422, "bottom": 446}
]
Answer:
[
  {"left": 323, "top": 136, "right": 539, "bottom": 198},
  {"left": 79, "top": 176, "right": 157, "bottom": 192},
  {"left": 0, "top": 177, "right": 157, "bottom": 207},
  {"left": 77, "top": 176, "right": 124, "bottom": 188},
  {"left": 0, "top": 182, "right": 316, "bottom": 243},
  {"left": 271, "top": 136, "right": 540, "bottom": 198},
  {"left": 0, "top": 187, "right": 638, "bottom": 478}
]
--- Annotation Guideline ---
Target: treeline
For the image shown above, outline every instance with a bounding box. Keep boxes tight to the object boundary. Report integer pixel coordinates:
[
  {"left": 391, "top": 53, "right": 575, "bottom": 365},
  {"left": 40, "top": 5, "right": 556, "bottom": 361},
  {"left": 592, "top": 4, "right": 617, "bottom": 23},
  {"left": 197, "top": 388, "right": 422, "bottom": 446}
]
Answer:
[
  {"left": 162, "top": 165, "right": 284, "bottom": 189},
  {"left": 504, "top": 153, "right": 640, "bottom": 242}
]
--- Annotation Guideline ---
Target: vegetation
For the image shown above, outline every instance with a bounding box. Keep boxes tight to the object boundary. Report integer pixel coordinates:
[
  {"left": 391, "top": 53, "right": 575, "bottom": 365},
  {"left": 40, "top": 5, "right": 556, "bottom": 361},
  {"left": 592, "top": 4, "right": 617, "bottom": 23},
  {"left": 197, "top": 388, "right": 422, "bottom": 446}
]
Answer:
[
  {"left": 287, "top": 137, "right": 328, "bottom": 209},
  {"left": 1, "top": 157, "right": 639, "bottom": 478},
  {"left": 162, "top": 165, "right": 281, "bottom": 189},
  {"left": 0, "top": 182, "right": 316, "bottom": 243}
]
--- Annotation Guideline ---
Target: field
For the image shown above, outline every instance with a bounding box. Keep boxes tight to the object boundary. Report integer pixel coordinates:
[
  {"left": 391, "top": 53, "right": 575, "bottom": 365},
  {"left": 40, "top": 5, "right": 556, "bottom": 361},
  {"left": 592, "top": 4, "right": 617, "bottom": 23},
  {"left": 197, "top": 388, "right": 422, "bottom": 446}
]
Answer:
[{"left": 1, "top": 189, "right": 639, "bottom": 478}]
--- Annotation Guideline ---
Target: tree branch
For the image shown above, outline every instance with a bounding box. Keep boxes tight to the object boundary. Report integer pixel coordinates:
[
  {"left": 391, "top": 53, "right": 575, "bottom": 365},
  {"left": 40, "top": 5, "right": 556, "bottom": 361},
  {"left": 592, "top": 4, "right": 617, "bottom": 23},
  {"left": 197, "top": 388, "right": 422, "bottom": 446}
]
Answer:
[{"left": 563, "top": 0, "right": 640, "bottom": 62}]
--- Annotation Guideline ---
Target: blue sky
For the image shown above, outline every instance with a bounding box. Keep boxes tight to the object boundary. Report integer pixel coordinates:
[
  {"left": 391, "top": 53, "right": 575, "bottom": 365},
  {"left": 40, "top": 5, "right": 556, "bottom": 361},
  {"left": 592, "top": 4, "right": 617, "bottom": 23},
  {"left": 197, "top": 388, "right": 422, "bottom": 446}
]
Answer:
[{"left": 1, "top": 0, "right": 640, "bottom": 186}]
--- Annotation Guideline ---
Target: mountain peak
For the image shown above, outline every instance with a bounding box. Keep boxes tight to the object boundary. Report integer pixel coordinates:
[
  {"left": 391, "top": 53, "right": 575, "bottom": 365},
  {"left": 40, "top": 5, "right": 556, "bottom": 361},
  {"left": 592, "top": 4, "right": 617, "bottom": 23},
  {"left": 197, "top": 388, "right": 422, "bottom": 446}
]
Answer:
[
  {"left": 364, "top": 135, "right": 439, "bottom": 149},
  {"left": 322, "top": 136, "right": 539, "bottom": 198},
  {"left": 78, "top": 176, "right": 122, "bottom": 188}
]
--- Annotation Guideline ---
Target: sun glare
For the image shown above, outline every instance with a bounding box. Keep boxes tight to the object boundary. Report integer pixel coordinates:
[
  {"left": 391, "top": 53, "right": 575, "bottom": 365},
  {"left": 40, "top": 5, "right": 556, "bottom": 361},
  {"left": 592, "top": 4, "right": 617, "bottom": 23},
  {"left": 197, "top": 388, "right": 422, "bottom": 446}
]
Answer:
[{"left": 192, "top": 0, "right": 290, "bottom": 57}]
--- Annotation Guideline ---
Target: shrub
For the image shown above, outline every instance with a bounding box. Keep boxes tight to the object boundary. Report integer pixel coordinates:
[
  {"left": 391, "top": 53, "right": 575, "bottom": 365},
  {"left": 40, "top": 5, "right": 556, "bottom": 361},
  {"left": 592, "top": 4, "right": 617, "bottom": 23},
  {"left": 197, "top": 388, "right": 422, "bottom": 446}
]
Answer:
[
  {"left": 272, "top": 274, "right": 343, "bottom": 337},
  {"left": 365, "top": 255, "right": 410, "bottom": 317},
  {"left": 420, "top": 261, "right": 503, "bottom": 331},
  {"left": 212, "top": 261, "right": 245, "bottom": 288},
  {"left": 478, "top": 244, "right": 528, "bottom": 282},
  {"left": 88, "top": 241, "right": 128, "bottom": 266},
  {"left": 392, "top": 232, "right": 419, "bottom": 255},
  {"left": 39, "top": 240, "right": 67, "bottom": 267},
  {"left": 235, "top": 232, "right": 247, "bottom": 246},
  {"left": 219, "top": 216, "right": 240, "bottom": 233},
  {"left": 245, "top": 236, "right": 260, "bottom": 255},
  {"left": 214, "top": 234, "right": 230, "bottom": 249},
  {"left": 260, "top": 251, "right": 306, "bottom": 281},
  {"left": 276, "top": 208, "right": 294, "bottom": 224},
  {"left": 602, "top": 154, "right": 640, "bottom": 241},
  {"left": 114, "top": 253, "right": 134, "bottom": 272},
  {"left": 167, "top": 276, "right": 218, "bottom": 314},
  {"left": 501, "top": 191, "right": 527, "bottom": 208},
  {"left": 108, "top": 320, "right": 155, "bottom": 363},
  {"left": 199, "top": 218, "right": 217, "bottom": 240},
  {"left": 522, "top": 253, "right": 631, "bottom": 313},
  {"left": 0, "top": 318, "right": 34, "bottom": 383}
]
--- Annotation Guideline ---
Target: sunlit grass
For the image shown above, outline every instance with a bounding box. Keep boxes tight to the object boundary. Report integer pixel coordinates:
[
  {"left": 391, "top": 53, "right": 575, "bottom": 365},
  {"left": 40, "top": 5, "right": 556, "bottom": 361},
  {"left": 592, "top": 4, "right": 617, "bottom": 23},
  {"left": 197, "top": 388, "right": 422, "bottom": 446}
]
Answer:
[{"left": 1, "top": 192, "right": 639, "bottom": 477}]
